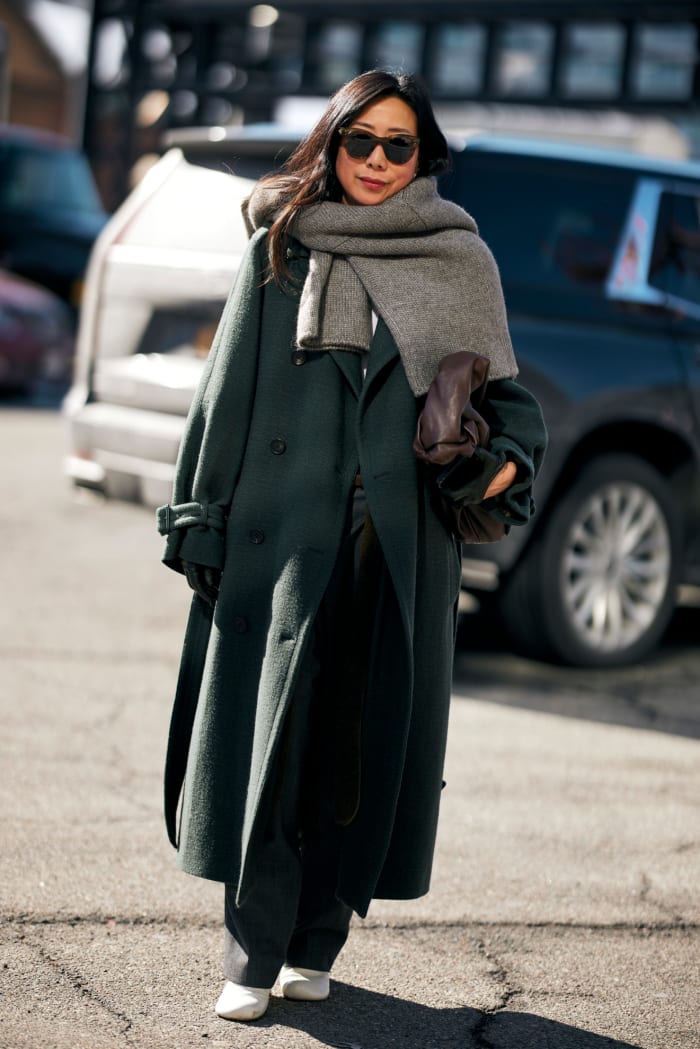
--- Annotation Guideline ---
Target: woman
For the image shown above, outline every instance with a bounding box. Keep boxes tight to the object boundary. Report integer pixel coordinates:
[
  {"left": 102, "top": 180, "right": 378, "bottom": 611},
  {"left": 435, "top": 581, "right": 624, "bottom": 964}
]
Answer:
[{"left": 157, "top": 70, "right": 546, "bottom": 1022}]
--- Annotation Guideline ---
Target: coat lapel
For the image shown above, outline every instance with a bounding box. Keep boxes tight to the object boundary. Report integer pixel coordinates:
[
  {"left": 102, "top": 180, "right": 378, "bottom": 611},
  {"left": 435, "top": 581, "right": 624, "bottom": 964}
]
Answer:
[
  {"left": 329, "top": 349, "right": 362, "bottom": 399},
  {"left": 329, "top": 318, "right": 400, "bottom": 401},
  {"left": 362, "top": 318, "right": 400, "bottom": 400},
  {"left": 358, "top": 318, "right": 418, "bottom": 643}
]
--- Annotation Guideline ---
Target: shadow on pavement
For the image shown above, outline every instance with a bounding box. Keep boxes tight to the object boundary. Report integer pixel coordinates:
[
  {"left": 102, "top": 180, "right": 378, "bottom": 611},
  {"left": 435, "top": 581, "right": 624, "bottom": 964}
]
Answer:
[
  {"left": 453, "top": 605, "right": 700, "bottom": 741},
  {"left": 254, "top": 981, "right": 642, "bottom": 1048}
]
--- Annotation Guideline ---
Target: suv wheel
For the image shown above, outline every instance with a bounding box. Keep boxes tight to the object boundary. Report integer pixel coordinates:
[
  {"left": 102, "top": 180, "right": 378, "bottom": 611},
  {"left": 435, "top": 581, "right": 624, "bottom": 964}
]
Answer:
[{"left": 500, "top": 455, "right": 680, "bottom": 667}]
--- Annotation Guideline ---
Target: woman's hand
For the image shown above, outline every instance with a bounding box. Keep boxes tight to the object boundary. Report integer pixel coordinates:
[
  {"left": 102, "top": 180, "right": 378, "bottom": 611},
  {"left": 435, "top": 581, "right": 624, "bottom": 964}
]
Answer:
[
  {"left": 182, "top": 561, "right": 221, "bottom": 606},
  {"left": 483, "top": 460, "right": 517, "bottom": 500}
]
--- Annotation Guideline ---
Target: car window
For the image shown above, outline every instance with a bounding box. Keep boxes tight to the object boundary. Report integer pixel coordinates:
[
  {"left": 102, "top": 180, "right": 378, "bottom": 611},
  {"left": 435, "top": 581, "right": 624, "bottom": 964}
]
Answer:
[
  {"left": 0, "top": 145, "right": 103, "bottom": 214},
  {"left": 649, "top": 188, "right": 700, "bottom": 308},
  {"left": 444, "top": 153, "right": 635, "bottom": 315}
]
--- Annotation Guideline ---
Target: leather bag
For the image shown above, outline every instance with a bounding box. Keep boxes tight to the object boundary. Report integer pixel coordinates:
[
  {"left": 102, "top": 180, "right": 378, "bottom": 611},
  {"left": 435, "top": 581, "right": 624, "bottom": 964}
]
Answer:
[{"left": 413, "top": 350, "right": 507, "bottom": 544}]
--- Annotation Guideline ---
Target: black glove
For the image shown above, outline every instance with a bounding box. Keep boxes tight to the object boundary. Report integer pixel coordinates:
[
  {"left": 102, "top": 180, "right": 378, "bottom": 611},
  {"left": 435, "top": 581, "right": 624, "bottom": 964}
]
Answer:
[{"left": 182, "top": 561, "right": 221, "bottom": 606}]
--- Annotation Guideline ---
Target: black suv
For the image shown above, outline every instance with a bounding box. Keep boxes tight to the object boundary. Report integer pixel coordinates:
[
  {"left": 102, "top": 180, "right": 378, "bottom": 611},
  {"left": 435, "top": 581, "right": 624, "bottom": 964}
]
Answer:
[
  {"left": 64, "top": 129, "right": 700, "bottom": 667},
  {"left": 0, "top": 125, "right": 108, "bottom": 306},
  {"left": 442, "top": 135, "right": 700, "bottom": 667}
]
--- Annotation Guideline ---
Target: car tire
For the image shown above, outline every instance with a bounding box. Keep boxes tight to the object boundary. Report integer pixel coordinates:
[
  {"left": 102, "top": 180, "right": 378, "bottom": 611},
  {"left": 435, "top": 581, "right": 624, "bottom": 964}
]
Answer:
[{"left": 499, "top": 454, "right": 680, "bottom": 667}]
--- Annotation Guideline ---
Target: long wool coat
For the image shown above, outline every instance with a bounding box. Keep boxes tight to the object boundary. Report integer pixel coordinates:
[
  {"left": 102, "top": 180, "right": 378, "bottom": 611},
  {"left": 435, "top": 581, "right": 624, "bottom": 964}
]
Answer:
[{"left": 159, "top": 228, "right": 545, "bottom": 918}]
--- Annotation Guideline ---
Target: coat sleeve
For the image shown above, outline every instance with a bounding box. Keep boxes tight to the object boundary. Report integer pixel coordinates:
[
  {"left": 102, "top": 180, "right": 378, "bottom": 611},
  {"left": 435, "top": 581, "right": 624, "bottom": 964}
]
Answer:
[
  {"left": 479, "top": 378, "right": 548, "bottom": 526},
  {"left": 156, "top": 228, "right": 268, "bottom": 572}
]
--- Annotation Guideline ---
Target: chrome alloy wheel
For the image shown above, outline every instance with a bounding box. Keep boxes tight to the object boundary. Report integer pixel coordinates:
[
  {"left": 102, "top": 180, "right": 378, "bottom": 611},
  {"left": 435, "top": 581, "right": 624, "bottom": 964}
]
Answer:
[{"left": 560, "top": 480, "right": 672, "bottom": 654}]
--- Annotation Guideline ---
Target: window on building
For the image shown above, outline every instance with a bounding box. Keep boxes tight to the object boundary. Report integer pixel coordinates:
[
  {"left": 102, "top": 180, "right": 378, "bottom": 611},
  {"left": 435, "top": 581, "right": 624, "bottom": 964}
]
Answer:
[
  {"left": 311, "top": 21, "right": 364, "bottom": 92},
  {"left": 492, "top": 21, "right": 554, "bottom": 97},
  {"left": 140, "top": 24, "right": 177, "bottom": 87},
  {"left": 559, "top": 23, "right": 626, "bottom": 99},
  {"left": 427, "top": 22, "right": 486, "bottom": 96},
  {"left": 92, "top": 16, "right": 130, "bottom": 89},
  {"left": 246, "top": 8, "right": 305, "bottom": 92},
  {"left": 630, "top": 23, "right": 697, "bottom": 101},
  {"left": 368, "top": 22, "right": 424, "bottom": 74}
]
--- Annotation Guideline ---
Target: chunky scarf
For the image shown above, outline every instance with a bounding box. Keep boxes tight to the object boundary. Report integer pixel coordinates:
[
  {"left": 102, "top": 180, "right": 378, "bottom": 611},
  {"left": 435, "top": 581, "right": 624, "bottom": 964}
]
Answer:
[{"left": 244, "top": 177, "right": 518, "bottom": 396}]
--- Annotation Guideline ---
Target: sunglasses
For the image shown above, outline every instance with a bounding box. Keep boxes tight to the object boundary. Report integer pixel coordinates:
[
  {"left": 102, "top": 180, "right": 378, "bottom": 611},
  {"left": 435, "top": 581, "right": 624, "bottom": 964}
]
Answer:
[{"left": 338, "top": 128, "right": 420, "bottom": 165}]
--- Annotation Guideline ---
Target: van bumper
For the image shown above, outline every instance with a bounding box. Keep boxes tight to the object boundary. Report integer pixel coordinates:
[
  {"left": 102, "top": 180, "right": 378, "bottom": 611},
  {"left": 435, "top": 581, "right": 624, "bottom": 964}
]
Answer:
[{"left": 64, "top": 401, "right": 183, "bottom": 506}]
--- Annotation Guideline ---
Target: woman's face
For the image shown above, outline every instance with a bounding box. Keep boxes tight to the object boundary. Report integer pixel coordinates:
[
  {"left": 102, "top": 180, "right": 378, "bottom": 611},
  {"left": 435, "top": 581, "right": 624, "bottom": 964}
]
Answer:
[{"left": 335, "top": 95, "right": 419, "bottom": 207}]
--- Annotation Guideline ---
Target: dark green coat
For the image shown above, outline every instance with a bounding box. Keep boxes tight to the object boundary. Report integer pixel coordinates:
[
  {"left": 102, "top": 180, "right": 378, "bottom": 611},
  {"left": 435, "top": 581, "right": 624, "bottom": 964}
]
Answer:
[{"left": 159, "top": 228, "right": 546, "bottom": 918}]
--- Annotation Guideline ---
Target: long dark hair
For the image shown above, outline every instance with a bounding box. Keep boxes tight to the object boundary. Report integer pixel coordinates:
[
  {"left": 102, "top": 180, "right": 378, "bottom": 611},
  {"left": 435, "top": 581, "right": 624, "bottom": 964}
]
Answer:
[{"left": 260, "top": 70, "right": 450, "bottom": 284}]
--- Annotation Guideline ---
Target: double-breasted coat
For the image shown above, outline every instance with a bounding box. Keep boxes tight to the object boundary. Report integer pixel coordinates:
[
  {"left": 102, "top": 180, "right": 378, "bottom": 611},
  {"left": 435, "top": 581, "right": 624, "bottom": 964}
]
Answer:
[{"left": 158, "top": 228, "right": 545, "bottom": 919}]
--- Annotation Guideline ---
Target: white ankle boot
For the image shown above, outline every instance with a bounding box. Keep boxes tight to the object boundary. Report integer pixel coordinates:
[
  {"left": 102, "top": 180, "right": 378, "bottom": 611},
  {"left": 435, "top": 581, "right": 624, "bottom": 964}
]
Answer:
[
  {"left": 215, "top": 981, "right": 270, "bottom": 1021},
  {"left": 279, "top": 964, "right": 330, "bottom": 1001}
]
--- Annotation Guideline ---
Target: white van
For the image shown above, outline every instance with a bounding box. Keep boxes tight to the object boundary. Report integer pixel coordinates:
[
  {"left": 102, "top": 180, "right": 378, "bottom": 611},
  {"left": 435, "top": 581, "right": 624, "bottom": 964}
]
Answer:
[{"left": 63, "top": 129, "right": 300, "bottom": 506}]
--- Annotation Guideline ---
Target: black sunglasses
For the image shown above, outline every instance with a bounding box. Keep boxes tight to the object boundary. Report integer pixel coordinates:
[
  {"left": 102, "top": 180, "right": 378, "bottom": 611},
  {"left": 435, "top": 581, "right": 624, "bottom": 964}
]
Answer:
[{"left": 338, "top": 128, "right": 420, "bottom": 165}]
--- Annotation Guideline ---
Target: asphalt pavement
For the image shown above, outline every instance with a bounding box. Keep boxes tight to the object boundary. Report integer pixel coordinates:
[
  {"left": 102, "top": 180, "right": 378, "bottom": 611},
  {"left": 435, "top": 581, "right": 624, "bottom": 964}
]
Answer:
[{"left": 1, "top": 408, "right": 699, "bottom": 1049}]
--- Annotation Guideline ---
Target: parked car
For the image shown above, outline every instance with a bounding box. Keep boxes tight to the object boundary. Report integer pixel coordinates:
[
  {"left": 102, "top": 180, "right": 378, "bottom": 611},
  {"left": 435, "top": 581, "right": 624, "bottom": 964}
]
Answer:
[
  {"left": 0, "top": 269, "right": 74, "bottom": 392},
  {"left": 0, "top": 124, "right": 108, "bottom": 307},
  {"left": 63, "top": 128, "right": 700, "bottom": 668}
]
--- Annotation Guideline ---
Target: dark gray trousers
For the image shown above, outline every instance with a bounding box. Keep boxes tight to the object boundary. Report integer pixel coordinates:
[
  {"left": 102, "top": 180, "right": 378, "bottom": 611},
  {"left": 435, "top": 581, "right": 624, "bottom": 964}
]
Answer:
[{"left": 223, "top": 491, "right": 368, "bottom": 988}]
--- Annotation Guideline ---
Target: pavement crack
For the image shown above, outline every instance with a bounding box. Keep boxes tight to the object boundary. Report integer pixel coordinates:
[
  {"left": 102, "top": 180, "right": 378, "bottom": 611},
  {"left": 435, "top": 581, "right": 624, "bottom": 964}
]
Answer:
[
  {"left": 638, "top": 871, "right": 653, "bottom": 901},
  {"left": 635, "top": 869, "right": 691, "bottom": 926},
  {"left": 674, "top": 839, "right": 700, "bottom": 854},
  {"left": 14, "top": 931, "right": 135, "bottom": 1043},
  {"left": 470, "top": 936, "right": 519, "bottom": 1049},
  {"left": 5, "top": 912, "right": 700, "bottom": 933}
]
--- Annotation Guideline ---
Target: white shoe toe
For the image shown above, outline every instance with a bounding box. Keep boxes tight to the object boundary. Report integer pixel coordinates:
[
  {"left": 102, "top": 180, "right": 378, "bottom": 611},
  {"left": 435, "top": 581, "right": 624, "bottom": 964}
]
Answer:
[
  {"left": 215, "top": 981, "right": 270, "bottom": 1021},
  {"left": 279, "top": 965, "right": 330, "bottom": 1001}
]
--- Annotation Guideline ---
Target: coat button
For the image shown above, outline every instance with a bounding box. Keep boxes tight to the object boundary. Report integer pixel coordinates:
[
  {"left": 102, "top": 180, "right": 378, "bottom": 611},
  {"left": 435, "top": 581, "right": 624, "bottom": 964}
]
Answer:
[
  {"left": 233, "top": 616, "right": 248, "bottom": 634},
  {"left": 249, "top": 528, "right": 265, "bottom": 544},
  {"left": 291, "top": 349, "right": 307, "bottom": 366},
  {"left": 270, "top": 438, "right": 286, "bottom": 455}
]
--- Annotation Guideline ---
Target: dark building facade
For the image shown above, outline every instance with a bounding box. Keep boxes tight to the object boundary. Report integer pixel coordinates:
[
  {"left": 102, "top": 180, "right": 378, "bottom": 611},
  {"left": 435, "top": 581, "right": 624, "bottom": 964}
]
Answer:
[{"left": 83, "top": 0, "right": 700, "bottom": 209}]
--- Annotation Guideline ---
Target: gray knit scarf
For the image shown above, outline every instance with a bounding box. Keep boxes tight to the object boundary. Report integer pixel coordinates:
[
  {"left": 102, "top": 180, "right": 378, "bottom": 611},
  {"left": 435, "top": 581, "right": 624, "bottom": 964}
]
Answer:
[{"left": 244, "top": 177, "right": 518, "bottom": 396}]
